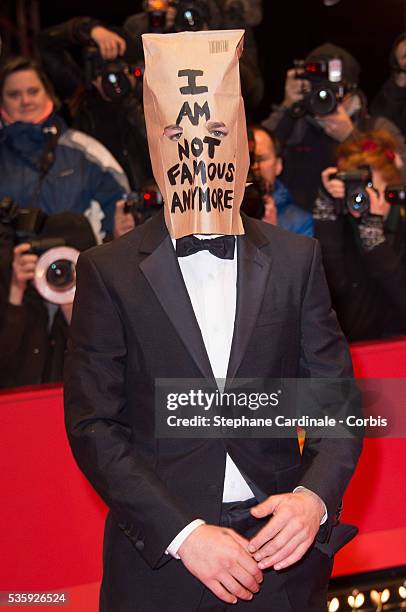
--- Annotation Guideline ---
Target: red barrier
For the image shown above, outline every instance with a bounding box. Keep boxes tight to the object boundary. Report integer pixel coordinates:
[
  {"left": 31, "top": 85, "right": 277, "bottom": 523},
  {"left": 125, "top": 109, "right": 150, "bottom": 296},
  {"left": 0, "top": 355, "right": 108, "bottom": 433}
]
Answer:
[
  {"left": 0, "top": 386, "right": 106, "bottom": 591},
  {"left": 333, "top": 338, "right": 406, "bottom": 575},
  {"left": 0, "top": 339, "right": 405, "bottom": 597}
]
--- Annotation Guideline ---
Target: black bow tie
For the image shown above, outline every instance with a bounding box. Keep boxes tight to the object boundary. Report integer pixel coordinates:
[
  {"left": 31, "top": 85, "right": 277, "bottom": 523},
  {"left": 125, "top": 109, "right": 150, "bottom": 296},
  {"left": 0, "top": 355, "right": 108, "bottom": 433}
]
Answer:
[{"left": 176, "top": 235, "right": 235, "bottom": 260}]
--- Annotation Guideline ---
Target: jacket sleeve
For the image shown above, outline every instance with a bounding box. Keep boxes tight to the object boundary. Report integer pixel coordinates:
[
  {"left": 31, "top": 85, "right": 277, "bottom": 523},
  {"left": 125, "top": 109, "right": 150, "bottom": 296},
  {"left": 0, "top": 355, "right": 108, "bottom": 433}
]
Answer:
[
  {"left": 296, "top": 213, "right": 314, "bottom": 238},
  {"left": 0, "top": 290, "right": 50, "bottom": 388},
  {"left": 361, "top": 236, "right": 406, "bottom": 316},
  {"left": 61, "top": 129, "right": 130, "bottom": 238},
  {"left": 297, "top": 239, "right": 363, "bottom": 540},
  {"left": 36, "top": 17, "right": 101, "bottom": 101},
  {"left": 0, "top": 225, "right": 14, "bottom": 326},
  {"left": 0, "top": 304, "right": 29, "bottom": 364},
  {"left": 315, "top": 191, "right": 406, "bottom": 319},
  {"left": 262, "top": 104, "right": 297, "bottom": 149},
  {"left": 84, "top": 152, "right": 128, "bottom": 238},
  {"left": 63, "top": 252, "right": 196, "bottom": 568},
  {"left": 313, "top": 192, "right": 349, "bottom": 299}
]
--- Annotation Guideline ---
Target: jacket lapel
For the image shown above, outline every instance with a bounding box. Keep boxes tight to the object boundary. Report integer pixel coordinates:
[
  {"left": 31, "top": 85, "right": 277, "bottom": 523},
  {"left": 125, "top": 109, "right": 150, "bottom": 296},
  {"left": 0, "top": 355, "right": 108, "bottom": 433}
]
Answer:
[
  {"left": 138, "top": 212, "right": 272, "bottom": 383},
  {"left": 139, "top": 213, "right": 215, "bottom": 381},
  {"left": 226, "top": 215, "right": 273, "bottom": 382}
]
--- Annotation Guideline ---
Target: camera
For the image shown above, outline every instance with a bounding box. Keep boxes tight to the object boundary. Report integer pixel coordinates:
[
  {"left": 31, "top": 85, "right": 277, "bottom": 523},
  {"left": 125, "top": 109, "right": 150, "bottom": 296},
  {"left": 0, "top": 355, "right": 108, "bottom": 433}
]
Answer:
[
  {"left": 123, "top": 187, "right": 164, "bottom": 225},
  {"left": 146, "top": 0, "right": 169, "bottom": 32},
  {"left": 240, "top": 129, "right": 270, "bottom": 220},
  {"left": 292, "top": 57, "right": 345, "bottom": 117},
  {"left": 330, "top": 167, "right": 372, "bottom": 215},
  {"left": 173, "top": 0, "right": 211, "bottom": 32},
  {"left": 0, "top": 197, "right": 47, "bottom": 240},
  {"left": 144, "top": 0, "right": 211, "bottom": 34},
  {"left": 33, "top": 246, "right": 79, "bottom": 305},
  {"left": 0, "top": 198, "right": 81, "bottom": 304},
  {"left": 84, "top": 47, "right": 132, "bottom": 100},
  {"left": 384, "top": 185, "right": 406, "bottom": 206},
  {"left": 329, "top": 171, "right": 406, "bottom": 215},
  {"left": 23, "top": 237, "right": 77, "bottom": 306},
  {"left": 241, "top": 158, "right": 273, "bottom": 220},
  {"left": 241, "top": 173, "right": 268, "bottom": 220}
]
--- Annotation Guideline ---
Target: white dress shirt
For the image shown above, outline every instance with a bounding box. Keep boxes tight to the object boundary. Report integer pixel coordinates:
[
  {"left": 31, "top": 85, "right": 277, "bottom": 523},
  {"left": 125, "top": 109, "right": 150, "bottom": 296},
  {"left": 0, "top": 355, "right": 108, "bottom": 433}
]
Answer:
[{"left": 166, "top": 235, "right": 326, "bottom": 558}]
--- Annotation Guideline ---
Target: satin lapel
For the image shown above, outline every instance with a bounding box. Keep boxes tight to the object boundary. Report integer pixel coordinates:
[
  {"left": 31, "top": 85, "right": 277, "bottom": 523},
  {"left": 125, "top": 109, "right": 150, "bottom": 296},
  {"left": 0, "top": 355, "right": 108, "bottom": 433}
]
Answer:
[
  {"left": 226, "top": 216, "right": 272, "bottom": 382},
  {"left": 139, "top": 214, "right": 215, "bottom": 381}
]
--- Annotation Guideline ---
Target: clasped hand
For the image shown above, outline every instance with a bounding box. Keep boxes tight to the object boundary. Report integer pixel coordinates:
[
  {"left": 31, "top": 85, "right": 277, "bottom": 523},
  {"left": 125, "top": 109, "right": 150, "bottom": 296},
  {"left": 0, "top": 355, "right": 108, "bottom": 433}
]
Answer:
[
  {"left": 178, "top": 491, "right": 324, "bottom": 604},
  {"left": 248, "top": 490, "right": 324, "bottom": 571}
]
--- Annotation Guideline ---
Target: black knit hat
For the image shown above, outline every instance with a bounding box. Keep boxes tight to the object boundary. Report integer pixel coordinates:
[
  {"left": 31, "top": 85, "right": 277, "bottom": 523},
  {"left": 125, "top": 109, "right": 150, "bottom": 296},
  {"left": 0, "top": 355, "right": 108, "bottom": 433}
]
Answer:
[{"left": 306, "top": 42, "right": 361, "bottom": 86}]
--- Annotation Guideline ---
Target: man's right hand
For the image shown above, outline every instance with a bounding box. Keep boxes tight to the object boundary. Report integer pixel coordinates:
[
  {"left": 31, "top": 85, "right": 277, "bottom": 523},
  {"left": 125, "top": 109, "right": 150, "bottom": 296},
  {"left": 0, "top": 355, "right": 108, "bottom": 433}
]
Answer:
[
  {"left": 9, "top": 243, "right": 38, "bottom": 306},
  {"left": 321, "top": 167, "right": 345, "bottom": 199},
  {"left": 282, "top": 68, "right": 310, "bottom": 109},
  {"left": 90, "top": 26, "right": 127, "bottom": 60},
  {"left": 178, "top": 524, "right": 263, "bottom": 604}
]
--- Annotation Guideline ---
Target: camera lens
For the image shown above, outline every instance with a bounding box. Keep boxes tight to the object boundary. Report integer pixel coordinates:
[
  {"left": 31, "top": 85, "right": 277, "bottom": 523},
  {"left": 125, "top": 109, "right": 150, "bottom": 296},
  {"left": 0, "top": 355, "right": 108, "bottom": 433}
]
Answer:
[
  {"left": 175, "top": 6, "right": 205, "bottom": 31},
  {"left": 101, "top": 68, "right": 131, "bottom": 99},
  {"left": 45, "top": 259, "right": 76, "bottom": 291},
  {"left": 348, "top": 190, "right": 370, "bottom": 215},
  {"left": 182, "top": 8, "right": 200, "bottom": 29},
  {"left": 309, "top": 87, "right": 337, "bottom": 115}
]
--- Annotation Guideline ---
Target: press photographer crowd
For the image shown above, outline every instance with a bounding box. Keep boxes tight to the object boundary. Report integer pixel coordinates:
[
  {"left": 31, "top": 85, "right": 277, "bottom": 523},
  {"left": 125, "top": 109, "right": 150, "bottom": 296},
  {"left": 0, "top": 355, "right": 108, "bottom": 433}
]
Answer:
[{"left": 1, "top": 0, "right": 406, "bottom": 389}]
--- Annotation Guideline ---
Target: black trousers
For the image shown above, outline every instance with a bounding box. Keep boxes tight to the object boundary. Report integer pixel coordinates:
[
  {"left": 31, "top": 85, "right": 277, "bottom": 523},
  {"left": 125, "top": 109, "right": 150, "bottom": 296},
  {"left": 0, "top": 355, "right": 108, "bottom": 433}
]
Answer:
[
  {"left": 100, "top": 501, "right": 334, "bottom": 611},
  {"left": 197, "top": 498, "right": 333, "bottom": 612}
]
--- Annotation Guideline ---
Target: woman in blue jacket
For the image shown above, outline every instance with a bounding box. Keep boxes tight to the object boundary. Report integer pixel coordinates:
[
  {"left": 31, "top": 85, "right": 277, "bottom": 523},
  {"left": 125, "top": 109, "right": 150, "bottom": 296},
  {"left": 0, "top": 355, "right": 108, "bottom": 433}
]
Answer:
[{"left": 0, "top": 56, "right": 131, "bottom": 243}]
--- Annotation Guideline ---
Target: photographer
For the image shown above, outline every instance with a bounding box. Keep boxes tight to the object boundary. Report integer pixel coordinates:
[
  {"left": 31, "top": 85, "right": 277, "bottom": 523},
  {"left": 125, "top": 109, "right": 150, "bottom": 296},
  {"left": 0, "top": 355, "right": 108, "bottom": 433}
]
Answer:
[
  {"left": 0, "top": 57, "right": 132, "bottom": 243},
  {"left": 371, "top": 33, "right": 406, "bottom": 138},
  {"left": 0, "top": 212, "right": 96, "bottom": 389},
  {"left": 124, "top": 1, "right": 263, "bottom": 113},
  {"left": 263, "top": 42, "right": 406, "bottom": 212},
  {"left": 314, "top": 129, "right": 406, "bottom": 341},
  {"left": 242, "top": 125, "right": 313, "bottom": 235},
  {"left": 36, "top": 17, "right": 152, "bottom": 191}
]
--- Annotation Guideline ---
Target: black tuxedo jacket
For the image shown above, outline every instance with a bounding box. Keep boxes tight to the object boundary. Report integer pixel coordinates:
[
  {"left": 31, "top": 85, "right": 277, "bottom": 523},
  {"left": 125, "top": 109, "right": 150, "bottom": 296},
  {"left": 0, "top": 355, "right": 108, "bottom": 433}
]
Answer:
[{"left": 64, "top": 212, "right": 362, "bottom": 609}]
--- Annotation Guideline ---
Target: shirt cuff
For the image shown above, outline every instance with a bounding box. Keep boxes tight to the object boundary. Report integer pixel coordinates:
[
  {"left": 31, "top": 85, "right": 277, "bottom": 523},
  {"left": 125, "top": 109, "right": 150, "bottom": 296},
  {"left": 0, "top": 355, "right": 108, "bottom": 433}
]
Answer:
[
  {"left": 165, "top": 519, "right": 206, "bottom": 559},
  {"left": 293, "top": 486, "right": 328, "bottom": 525}
]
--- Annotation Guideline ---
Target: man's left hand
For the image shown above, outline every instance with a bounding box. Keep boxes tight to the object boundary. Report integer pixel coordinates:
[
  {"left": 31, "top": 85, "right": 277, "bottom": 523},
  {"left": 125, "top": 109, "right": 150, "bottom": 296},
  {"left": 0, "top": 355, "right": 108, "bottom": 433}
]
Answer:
[
  {"left": 316, "top": 104, "right": 353, "bottom": 142},
  {"left": 247, "top": 491, "right": 325, "bottom": 570}
]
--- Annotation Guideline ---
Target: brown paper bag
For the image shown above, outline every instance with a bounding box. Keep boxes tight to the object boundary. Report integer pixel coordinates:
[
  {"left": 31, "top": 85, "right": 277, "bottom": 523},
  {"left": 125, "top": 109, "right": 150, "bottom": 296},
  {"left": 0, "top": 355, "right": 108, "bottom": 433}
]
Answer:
[{"left": 142, "top": 29, "right": 249, "bottom": 238}]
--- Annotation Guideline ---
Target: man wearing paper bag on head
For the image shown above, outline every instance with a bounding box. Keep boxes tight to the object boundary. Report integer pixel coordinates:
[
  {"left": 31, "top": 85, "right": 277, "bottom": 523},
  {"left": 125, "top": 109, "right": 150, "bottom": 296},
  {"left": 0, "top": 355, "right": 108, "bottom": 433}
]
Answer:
[{"left": 64, "top": 29, "right": 362, "bottom": 611}]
